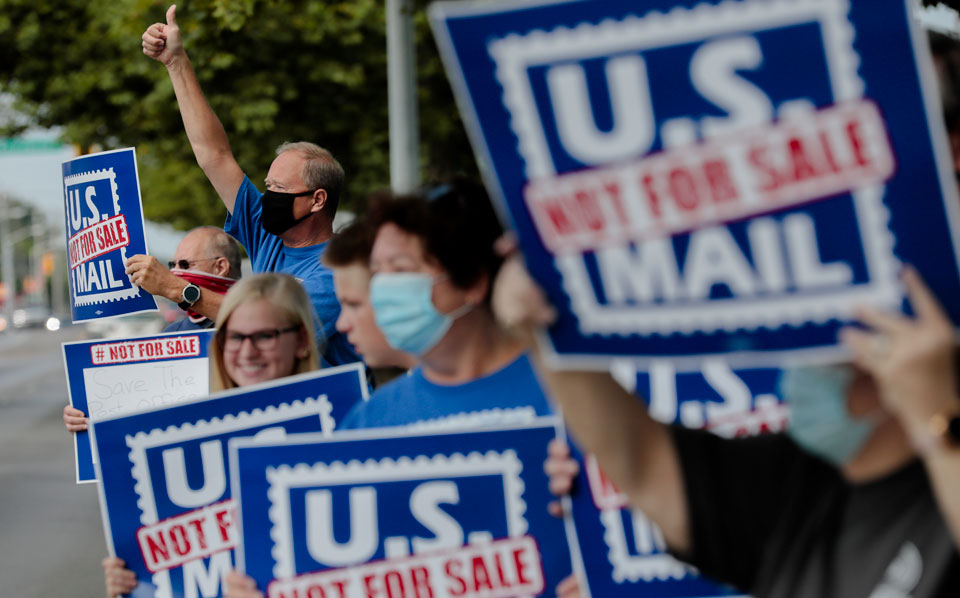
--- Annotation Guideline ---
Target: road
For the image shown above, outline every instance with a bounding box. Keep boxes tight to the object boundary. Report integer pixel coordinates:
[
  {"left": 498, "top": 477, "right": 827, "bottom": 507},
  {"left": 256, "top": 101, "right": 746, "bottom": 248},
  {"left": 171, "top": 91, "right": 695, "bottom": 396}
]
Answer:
[{"left": 0, "top": 326, "right": 107, "bottom": 597}]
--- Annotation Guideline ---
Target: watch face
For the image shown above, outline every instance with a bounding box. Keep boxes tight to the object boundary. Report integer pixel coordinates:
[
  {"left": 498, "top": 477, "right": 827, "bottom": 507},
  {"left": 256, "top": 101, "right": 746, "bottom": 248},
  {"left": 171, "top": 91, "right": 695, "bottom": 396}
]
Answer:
[{"left": 183, "top": 284, "right": 201, "bottom": 304}]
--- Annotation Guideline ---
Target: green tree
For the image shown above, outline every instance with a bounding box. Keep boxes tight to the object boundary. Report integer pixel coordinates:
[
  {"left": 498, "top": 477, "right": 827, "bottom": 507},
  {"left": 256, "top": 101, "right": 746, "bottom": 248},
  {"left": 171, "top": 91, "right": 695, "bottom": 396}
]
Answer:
[{"left": 0, "top": 0, "right": 477, "bottom": 229}]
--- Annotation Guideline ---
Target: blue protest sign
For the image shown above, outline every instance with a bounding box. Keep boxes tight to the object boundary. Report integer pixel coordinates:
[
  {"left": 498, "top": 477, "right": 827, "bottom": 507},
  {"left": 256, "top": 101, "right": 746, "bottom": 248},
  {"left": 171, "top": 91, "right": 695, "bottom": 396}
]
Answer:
[
  {"left": 62, "top": 147, "right": 157, "bottom": 322},
  {"left": 229, "top": 420, "right": 575, "bottom": 598},
  {"left": 568, "top": 360, "right": 787, "bottom": 597},
  {"left": 430, "top": 0, "right": 960, "bottom": 368},
  {"left": 91, "top": 363, "right": 369, "bottom": 598},
  {"left": 63, "top": 329, "right": 215, "bottom": 484},
  {"left": 626, "top": 359, "right": 788, "bottom": 436}
]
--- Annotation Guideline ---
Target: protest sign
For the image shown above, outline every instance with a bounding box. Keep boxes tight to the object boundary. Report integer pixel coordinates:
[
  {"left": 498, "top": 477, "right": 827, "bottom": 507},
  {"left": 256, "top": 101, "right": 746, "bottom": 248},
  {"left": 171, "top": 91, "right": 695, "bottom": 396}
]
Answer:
[
  {"left": 229, "top": 420, "right": 576, "bottom": 598},
  {"left": 91, "top": 363, "right": 369, "bottom": 598},
  {"left": 621, "top": 359, "right": 788, "bottom": 436},
  {"left": 63, "top": 329, "right": 215, "bottom": 484},
  {"left": 567, "top": 360, "right": 787, "bottom": 597},
  {"left": 430, "top": 0, "right": 960, "bottom": 368},
  {"left": 62, "top": 147, "right": 157, "bottom": 322}
]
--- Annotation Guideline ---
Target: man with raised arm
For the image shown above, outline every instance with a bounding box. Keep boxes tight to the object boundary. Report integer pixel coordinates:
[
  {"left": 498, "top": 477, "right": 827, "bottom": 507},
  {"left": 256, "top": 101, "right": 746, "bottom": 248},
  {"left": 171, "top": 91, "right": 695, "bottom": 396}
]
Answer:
[
  {"left": 493, "top": 251, "right": 960, "bottom": 597},
  {"left": 140, "top": 5, "right": 360, "bottom": 366}
]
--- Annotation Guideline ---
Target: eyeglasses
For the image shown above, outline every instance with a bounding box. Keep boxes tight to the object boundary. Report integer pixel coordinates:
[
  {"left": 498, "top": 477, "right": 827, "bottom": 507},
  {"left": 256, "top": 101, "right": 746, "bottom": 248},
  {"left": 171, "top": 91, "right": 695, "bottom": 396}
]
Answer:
[
  {"left": 168, "top": 257, "right": 221, "bottom": 270},
  {"left": 222, "top": 326, "right": 301, "bottom": 351}
]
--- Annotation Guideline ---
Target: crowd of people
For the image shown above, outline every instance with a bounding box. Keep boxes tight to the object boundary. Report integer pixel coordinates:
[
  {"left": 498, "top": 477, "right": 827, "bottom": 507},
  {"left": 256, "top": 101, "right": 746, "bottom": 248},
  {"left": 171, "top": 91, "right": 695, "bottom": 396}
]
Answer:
[{"left": 61, "top": 4, "right": 960, "bottom": 598}]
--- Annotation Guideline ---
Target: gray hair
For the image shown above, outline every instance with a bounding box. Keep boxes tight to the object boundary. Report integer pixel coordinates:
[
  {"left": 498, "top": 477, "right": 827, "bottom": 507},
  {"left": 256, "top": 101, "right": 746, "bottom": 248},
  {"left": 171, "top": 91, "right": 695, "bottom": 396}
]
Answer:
[
  {"left": 276, "top": 141, "right": 344, "bottom": 217},
  {"left": 191, "top": 226, "right": 243, "bottom": 279}
]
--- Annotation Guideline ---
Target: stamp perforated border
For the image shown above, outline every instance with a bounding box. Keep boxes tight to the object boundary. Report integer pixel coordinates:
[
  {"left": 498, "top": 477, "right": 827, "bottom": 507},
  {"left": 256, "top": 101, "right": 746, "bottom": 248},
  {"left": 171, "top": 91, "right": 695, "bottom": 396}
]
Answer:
[
  {"left": 124, "top": 396, "right": 334, "bottom": 596},
  {"left": 64, "top": 167, "right": 140, "bottom": 306},
  {"left": 487, "top": 0, "right": 901, "bottom": 336},
  {"left": 599, "top": 508, "right": 692, "bottom": 583},
  {"left": 265, "top": 450, "right": 527, "bottom": 580}
]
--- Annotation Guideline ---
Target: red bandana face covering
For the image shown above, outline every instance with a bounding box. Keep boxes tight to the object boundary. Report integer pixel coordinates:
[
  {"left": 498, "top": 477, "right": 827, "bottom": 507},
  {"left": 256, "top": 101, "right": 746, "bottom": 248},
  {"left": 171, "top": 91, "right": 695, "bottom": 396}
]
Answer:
[{"left": 172, "top": 269, "right": 237, "bottom": 320}]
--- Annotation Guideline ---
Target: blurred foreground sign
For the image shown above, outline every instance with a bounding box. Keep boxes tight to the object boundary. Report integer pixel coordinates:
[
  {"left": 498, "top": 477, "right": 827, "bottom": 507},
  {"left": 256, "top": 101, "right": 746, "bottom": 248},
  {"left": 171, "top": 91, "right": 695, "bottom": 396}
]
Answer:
[
  {"left": 62, "top": 147, "right": 157, "bottom": 322},
  {"left": 229, "top": 421, "right": 573, "bottom": 598},
  {"left": 430, "top": 0, "right": 960, "bottom": 369}
]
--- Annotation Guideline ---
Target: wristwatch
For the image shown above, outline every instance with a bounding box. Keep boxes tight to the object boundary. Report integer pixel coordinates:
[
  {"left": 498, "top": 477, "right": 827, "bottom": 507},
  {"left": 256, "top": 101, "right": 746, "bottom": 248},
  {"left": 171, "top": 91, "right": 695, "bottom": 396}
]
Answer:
[{"left": 178, "top": 283, "right": 202, "bottom": 310}]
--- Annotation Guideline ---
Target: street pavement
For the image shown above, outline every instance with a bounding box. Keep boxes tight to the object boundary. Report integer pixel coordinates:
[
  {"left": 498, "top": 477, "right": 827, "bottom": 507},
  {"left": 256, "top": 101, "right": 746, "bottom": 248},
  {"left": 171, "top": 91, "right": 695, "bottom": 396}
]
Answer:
[{"left": 0, "top": 326, "right": 107, "bottom": 597}]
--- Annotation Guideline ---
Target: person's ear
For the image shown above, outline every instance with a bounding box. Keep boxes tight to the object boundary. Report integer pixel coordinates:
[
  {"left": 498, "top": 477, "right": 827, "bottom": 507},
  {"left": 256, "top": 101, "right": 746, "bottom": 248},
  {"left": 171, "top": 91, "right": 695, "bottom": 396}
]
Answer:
[
  {"left": 296, "top": 328, "right": 311, "bottom": 359},
  {"left": 464, "top": 273, "right": 490, "bottom": 307},
  {"left": 213, "top": 257, "right": 229, "bottom": 277},
  {"left": 310, "top": 189, "right": 328, "bottom": 213}
]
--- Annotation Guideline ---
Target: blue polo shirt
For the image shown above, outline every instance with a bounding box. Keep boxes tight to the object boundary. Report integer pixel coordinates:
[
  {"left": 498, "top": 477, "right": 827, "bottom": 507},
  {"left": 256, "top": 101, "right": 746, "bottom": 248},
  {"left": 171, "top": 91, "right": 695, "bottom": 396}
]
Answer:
[{"left": 224, "top": 175, "right": 361, "bottom": 367}]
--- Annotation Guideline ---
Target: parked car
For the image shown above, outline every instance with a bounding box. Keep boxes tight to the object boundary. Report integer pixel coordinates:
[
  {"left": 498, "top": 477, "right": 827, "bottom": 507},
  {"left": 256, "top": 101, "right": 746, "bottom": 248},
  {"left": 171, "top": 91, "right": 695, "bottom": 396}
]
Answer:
[{"left": 12, "top": 306, "right": 61, "bottom": 330}]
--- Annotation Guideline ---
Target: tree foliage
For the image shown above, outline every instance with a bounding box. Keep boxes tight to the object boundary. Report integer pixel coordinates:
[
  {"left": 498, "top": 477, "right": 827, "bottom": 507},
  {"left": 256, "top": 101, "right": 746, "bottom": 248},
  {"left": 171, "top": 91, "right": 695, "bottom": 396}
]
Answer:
[{"left": 0, "top": 0, "right": 477, "bottom": 229}]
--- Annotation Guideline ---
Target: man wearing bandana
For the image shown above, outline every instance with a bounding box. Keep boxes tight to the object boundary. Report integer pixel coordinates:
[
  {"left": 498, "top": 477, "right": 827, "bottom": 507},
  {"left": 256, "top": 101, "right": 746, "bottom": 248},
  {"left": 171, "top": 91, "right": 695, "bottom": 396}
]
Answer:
[
  {"left": 140, "top": 5, "right": 361, "bottom": 366},
  {"left": 125, "top": 226, "right": 242, "bottom": 332}
]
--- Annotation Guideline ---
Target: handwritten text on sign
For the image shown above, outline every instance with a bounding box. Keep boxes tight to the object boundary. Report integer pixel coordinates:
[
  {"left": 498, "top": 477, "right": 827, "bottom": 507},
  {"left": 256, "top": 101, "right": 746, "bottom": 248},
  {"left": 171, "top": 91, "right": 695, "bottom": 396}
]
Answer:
[{"left": 82, "top": 358, "right": 208, "bottom": 421}]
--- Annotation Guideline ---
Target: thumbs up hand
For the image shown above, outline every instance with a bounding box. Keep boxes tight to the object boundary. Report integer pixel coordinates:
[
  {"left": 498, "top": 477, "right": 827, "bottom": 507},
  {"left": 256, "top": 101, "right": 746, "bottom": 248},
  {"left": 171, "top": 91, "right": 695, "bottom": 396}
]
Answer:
[{"left": 142, "top": 5, "right": 183, "bottom": 67}]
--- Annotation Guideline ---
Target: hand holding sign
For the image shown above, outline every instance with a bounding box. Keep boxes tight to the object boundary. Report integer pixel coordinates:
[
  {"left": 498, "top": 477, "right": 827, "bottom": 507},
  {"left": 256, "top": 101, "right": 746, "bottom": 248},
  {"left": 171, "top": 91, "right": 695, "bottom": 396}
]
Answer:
[
  {"left": 142, "top": 5, "right": 183, "bottom": 67},
  {"left": 102, "top": 557, "right": 137, "bottom": 598},
  {"left": 125, "top": 254, "right": 183, "bottom": 302},
  {"left": 224, "top": 570, "right": 262, "bottom": 598},
  {"left": 841, "top": 267, "right": 960, "bottom": 433},
  {"left": 63, "top": 404, "right": 88, "bottom": 432}
]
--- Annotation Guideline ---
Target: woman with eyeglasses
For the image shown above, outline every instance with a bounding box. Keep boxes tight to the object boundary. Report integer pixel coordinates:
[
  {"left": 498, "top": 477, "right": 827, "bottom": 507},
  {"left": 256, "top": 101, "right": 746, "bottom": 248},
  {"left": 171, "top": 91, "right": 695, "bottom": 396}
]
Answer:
[
  {"left": 209, "top": 272, "right": 319, "bottom": 390},
  {"left": 103, "top": 272, "right": 321, "bottom": 598}
]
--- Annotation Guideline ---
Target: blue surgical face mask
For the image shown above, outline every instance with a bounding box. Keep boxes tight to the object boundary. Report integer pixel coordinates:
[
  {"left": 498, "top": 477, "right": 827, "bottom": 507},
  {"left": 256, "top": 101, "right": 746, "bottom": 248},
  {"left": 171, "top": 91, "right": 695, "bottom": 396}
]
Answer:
[
  {"left": 369, "top": 272, "right": 471, "bottom": 357},
  {"left": 779, "top": 365, "right": 877, "bottom": 467},
  {"left": 780, "top": 366, "right": 877, "bottom": 467}
]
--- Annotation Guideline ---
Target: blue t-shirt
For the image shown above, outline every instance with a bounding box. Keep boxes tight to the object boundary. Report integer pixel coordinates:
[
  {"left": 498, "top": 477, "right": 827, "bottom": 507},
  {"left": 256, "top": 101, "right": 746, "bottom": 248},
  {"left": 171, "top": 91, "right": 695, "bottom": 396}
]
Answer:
[
  {"left": 163, "top": 316, "right": 214, "bottom": 332},
  {"left": 340, "top": 353, "right": 553, "bottom": 431},
  {"left": 224, "top": 175, "right": 361, "bottom": 366}
]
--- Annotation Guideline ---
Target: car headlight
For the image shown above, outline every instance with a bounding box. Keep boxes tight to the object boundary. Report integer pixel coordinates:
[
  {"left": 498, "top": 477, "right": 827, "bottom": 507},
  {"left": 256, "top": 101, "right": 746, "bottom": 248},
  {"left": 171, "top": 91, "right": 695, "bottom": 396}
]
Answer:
[{"left": 45, "top": 317, "right": 61, "bottom": 331}]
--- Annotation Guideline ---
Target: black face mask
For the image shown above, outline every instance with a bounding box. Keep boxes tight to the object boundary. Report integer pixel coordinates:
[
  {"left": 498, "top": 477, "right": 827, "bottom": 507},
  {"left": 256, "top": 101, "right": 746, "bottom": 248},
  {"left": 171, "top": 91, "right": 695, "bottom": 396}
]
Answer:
[{"left": 261, "top": 189, "right": 314, "bottom": 236}]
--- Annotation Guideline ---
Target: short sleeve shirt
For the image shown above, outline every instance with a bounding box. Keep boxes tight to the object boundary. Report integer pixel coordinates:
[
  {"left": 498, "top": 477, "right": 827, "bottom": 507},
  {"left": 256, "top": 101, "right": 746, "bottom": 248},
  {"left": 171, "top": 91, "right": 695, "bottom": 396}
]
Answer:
[
  {"left": 224, "top": 175, "right": 361, "bottom": 367},
  {"left": 671, "top": 427, "right": 960, "bottom": 597},
  {"left": 340, "top": 353, "right": 553, "bottom": 431}
]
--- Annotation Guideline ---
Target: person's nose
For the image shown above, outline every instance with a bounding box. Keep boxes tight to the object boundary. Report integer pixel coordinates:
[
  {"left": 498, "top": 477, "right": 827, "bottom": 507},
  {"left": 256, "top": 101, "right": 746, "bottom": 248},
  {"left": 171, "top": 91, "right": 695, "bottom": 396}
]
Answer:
[
  {"left": 238, "top": 336, "right": 261, "bottom": 357},
  {"left": 336, "top": 312, "right": 351, "bottom": 334}
]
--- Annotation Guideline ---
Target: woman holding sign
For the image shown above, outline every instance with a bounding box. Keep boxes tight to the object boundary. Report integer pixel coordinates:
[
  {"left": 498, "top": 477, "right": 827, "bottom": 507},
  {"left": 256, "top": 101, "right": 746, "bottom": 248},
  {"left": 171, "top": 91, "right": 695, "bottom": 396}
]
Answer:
[
  {"left": 224, "top": 181, "right": 562, "bottom": 598},
  {"left": 103, "top": 272, "right": 322, "bottom": 597}
]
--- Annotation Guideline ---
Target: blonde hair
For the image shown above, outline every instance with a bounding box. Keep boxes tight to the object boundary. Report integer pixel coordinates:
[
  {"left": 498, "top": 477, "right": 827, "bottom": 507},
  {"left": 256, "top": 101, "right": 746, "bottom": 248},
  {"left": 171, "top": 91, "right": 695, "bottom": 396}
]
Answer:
[{"left": 210, "top": 273, "right": 321, "bottom": 391}]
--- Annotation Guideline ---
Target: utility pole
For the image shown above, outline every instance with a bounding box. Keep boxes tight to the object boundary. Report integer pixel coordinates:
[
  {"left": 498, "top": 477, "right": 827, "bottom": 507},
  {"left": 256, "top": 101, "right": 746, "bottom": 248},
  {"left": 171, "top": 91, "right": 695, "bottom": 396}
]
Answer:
[
  {"left": 0, "top": 195, "right": 26, "bottom": 323},
  {"left": 29, "top": 214, "right": 48, "bottom": 307},
  {"left": 387, "top": 0, "right": 420, "bottom": 194}
]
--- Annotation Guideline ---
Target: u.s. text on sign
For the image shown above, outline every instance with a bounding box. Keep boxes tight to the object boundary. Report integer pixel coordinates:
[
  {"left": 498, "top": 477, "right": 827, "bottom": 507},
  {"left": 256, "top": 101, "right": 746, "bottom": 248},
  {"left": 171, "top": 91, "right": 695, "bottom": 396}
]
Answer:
[
  {"left": 266, "top": 453, "right": 532, "bottom": 598},
  {"left": 230, "top": 423, "right": 574, "bottom": 598},
  {"left": 62, "top": 147, "right": 158, "bottom": 321},
  {"left": 430, "top": 0, "right": 960, "bottom": 366},
  {"left": 64, "top": 167, "right": 139, "bottom": 306}
]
